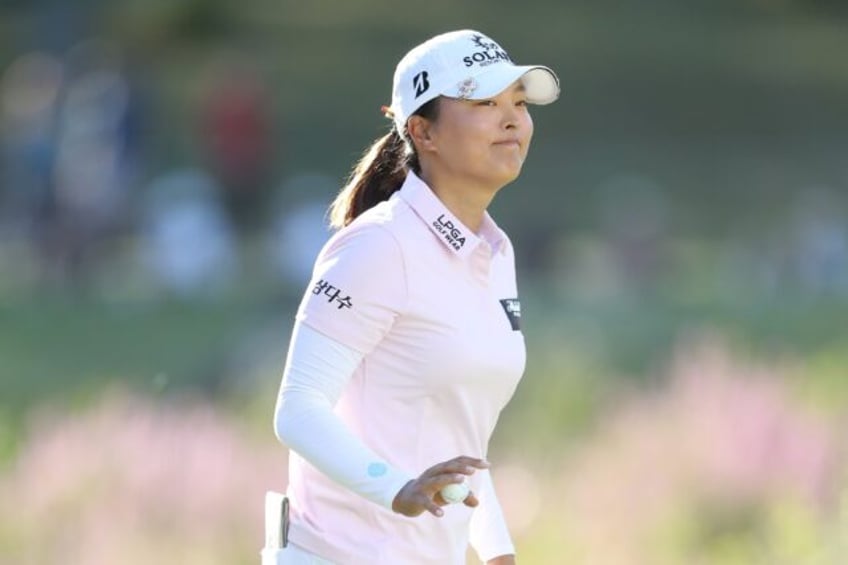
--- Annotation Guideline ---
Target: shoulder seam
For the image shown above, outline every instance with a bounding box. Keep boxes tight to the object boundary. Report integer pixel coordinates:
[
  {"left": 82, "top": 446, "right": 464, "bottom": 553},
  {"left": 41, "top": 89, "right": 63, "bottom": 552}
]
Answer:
[{"left": 369, "top": 223, "right": 410, "bottom": 314}]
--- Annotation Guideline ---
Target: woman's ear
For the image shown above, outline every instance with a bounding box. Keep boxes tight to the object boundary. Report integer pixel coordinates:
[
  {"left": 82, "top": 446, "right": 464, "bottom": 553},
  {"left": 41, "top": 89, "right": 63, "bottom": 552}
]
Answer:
[{"left": 407, "top": 115, "right": 437, "bottom": 154}]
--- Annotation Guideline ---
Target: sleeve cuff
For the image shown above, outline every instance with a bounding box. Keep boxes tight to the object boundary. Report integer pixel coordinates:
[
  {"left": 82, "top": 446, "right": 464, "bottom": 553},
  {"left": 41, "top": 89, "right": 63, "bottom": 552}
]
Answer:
[{"left": 478, "top": 545, "right": 516, "bottom": 562}]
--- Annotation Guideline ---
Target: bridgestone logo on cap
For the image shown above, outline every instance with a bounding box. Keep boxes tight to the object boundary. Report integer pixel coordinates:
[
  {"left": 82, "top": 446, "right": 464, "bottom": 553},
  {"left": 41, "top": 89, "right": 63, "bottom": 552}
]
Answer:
[{"left": 413, "top": 71, "right": 430, "bottom": 98}]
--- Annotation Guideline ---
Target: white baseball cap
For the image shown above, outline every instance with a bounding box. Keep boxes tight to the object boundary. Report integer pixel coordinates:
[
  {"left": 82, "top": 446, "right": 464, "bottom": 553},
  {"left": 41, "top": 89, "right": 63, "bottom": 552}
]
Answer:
[{"left": 389, "top": 29, "right": 560, "bottom": 132}]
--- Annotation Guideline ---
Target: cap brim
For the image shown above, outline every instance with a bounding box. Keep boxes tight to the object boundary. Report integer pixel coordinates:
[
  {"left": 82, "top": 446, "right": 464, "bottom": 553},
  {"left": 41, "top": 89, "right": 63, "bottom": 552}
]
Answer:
[
  {"left": 442, "top": 64, "right": 560, "bottom": 105},
  {"left": 518, "top": 66, "right": 560, "bottom": 105}
]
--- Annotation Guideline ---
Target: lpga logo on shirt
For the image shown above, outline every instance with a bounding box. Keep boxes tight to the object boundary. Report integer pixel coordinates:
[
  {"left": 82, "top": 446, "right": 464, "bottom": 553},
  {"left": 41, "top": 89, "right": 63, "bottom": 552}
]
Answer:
[
  {"left": 312, "top": 279, "right": 353, "bottom": 310},
  {"left": 499, "top": 298, "right": 521, "bottom": 331},
  {"left": 433, "top": 214, "right": 466, "bottom": 251}
]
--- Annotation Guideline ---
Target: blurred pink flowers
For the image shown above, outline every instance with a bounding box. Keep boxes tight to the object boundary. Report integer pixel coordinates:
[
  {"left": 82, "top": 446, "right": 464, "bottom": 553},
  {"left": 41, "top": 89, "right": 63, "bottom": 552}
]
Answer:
[
  {"left": 550, "top": 338, "right": 847, "bottom": 564},
  {"left": 2, "top": 338, "right": 846, "bottom": 565},
  {"left": 0, "top": 390, "right": 287, "bottom": 565}
]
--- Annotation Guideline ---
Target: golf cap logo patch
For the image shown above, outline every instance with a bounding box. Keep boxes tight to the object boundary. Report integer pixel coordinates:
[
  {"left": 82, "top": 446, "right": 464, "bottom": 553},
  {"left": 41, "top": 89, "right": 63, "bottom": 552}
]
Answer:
[
  {"left": 456, "top": 77, "right": 477, "bottom": 99},
  {"left": 413, "top": 71, "right": 430, "bottom": 98},
  {"left": 471, "top": 34, "right": 499, "bottom": 51},
  {"left": 463, "top": 34, "right": 511, "bottom": 68}
]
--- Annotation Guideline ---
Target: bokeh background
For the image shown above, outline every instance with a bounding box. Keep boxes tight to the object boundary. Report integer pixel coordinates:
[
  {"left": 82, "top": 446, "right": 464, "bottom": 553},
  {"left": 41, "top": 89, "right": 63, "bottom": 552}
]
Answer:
[{"left": 2, "top": 1, "right": 848, "bottom": 563}]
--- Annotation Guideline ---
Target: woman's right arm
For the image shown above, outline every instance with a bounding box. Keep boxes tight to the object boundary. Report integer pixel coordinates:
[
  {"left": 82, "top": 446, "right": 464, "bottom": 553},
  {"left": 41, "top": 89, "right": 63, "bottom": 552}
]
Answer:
[
  {"left": 274, "top": 322, "right": 413, "bottom": 509},
  {"left": 275, "top": 322, "right": 486, "bottom": 515}
]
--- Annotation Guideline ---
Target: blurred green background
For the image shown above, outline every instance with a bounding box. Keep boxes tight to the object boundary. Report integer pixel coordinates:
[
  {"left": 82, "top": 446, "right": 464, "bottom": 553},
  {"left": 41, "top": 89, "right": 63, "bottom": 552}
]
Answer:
[{"left": 1, "top": 1, "right": 847, "bottom": 563}]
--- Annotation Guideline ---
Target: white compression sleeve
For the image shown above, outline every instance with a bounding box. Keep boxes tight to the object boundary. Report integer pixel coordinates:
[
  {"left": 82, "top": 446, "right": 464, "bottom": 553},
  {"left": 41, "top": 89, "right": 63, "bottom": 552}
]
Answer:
[
  {"left": 468, "top": 469, "right": 516, "bottom": 562},
  {"left": 274, "top": 322, "right": 413, "bottom": 510}
]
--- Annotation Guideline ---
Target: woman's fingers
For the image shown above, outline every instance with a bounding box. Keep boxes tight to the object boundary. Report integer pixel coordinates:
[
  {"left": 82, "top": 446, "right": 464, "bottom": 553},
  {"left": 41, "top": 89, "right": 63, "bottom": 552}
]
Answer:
[
  {"left": 413, "top": 491, "right": 445, "bottom": 517},
  {"left": 424, "top": 456, "right": 489, "bottom": 478},
  {"left": 423, "top": 473, "right": 466, "bottom": 491},
  {"left": 393, "top": 456, "right": 490, "bottom": 517},
  {"left": 463, "top": 491, "right": 479, "bottom": 507}
]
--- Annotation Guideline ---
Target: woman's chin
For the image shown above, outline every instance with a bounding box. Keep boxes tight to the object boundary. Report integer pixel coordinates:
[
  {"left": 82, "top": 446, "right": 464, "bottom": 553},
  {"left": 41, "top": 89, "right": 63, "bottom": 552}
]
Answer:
[
  {"left": 495, "top": 163, "right": 524, "bottom": 185},
  {"left": 470, "top": 162, "right": 524, "bottom": 190}
]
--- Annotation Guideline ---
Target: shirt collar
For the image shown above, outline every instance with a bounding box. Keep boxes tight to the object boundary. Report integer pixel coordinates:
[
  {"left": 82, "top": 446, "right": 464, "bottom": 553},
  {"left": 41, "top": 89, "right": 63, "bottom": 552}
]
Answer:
[{"left": 397, "top": 171, "right": 508, "bottom": 258}]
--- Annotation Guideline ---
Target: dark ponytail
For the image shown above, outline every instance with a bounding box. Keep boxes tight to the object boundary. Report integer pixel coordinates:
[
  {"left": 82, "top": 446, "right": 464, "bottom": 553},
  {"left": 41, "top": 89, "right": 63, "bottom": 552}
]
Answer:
[{"left": 329, "top": 98, "right": 440, "bottom": 229}]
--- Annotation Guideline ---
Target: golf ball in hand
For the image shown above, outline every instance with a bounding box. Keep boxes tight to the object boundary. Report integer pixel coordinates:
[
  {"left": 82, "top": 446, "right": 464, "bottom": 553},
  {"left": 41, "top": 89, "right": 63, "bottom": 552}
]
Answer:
[{"left": 439, "top": 481, "right": 470, "bottom": 504}]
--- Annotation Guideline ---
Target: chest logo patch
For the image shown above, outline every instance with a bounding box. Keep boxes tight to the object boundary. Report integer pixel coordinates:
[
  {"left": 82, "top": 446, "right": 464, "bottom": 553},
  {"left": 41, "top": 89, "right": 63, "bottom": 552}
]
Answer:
[{"left": 499, "top": 298, "right": 521, "bottom": 331}]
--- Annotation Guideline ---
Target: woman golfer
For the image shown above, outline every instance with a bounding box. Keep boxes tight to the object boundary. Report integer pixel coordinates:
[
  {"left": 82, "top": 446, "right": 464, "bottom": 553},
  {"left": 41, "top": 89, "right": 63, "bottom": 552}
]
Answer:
[{"left": 271, "top": 29, "right": 559, "bottom": 564}]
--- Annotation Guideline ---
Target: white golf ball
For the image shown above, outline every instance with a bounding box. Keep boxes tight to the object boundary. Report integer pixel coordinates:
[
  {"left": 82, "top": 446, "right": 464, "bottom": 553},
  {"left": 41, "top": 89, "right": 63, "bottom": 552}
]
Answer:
[{"left": 439, "top": 481, "right": 470, "bottom": 504}]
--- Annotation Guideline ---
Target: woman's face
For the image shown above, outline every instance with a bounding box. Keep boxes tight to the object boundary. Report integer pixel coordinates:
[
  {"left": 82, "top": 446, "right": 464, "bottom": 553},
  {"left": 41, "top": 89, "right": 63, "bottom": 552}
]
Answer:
[{"left": 417, "top": 81, "right": 534, "bottom": 190}]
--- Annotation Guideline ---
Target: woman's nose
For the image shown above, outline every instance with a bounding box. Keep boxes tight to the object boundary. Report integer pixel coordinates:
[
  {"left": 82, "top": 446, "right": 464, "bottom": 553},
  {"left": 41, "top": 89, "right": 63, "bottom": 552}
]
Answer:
[{"left": 502, "top": 106, "right": 519, "bottom": 129}]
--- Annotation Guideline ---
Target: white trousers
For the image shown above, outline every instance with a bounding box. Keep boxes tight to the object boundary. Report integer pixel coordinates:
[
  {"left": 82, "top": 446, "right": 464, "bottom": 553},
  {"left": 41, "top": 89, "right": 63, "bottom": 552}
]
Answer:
[{"left": 261, "top": 543, "right": 337, "bottom": 565}]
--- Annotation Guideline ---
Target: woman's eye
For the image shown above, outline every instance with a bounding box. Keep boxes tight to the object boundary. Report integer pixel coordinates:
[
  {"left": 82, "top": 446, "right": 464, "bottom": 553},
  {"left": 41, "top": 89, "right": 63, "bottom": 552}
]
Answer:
[
  {"left": 476, "top": 100, "right": 496, "bottom": 106},
  {"left": 516, "top": 99, "right": 528, "bottom": 107}
]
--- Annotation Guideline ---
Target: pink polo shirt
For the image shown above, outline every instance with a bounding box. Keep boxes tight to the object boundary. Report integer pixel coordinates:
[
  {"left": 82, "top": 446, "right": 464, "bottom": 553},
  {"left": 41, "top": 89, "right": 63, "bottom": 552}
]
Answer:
[{"left": 287, "top": 171, "right": 525, "bottom": 564}]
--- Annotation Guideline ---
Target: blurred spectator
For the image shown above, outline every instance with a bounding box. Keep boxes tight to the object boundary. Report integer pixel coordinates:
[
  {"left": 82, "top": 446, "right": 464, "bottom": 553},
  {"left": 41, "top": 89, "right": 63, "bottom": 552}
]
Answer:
[
  {"left": 264, "top": 172, "right": 335, "bottom": 290},
  {"left": 596, "top": 172, "right": 670, "bottom": 294},
  {"left": 198, "top": 55, "right": 274, "bottom": 233},
  {"left": 47, "top": 38, "right": 142, "bottom": 284},
  {"left": 790, "top": 187, "right": 848, "bottom": 296},
  {"left": 0, "top": 51, "right": 63, "bottom": 244},
  {"left": 139, "top": 167, "right": 237, "bottom": 298}
]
